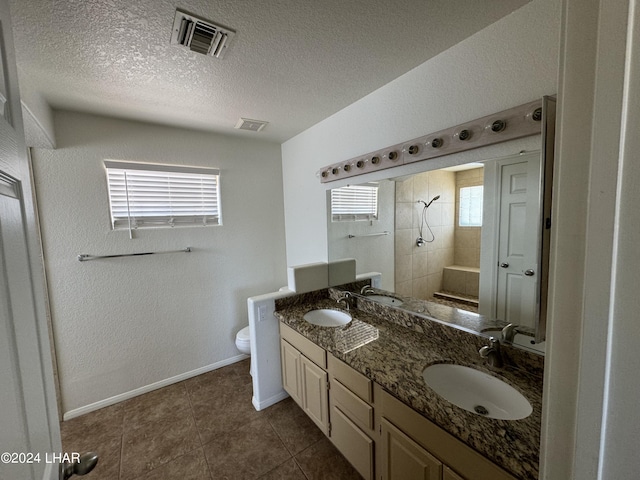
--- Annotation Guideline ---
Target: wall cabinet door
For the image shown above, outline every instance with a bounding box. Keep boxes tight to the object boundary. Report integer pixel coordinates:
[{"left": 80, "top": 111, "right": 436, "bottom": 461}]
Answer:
[
  {"left": 301, "top": 355, "right": 329, "bottom": 435},
  {"left": 281, "top": 339, "right": 302, "bottom": 405},
  {"left": 381, "top": 418, "right": 443, "bottom": 480}
]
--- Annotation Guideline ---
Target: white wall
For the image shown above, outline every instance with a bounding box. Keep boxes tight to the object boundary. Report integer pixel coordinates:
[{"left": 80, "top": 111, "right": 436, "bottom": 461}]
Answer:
[
  {"left": 31, "top": 111, "right": 287, "bottom": 414},
  {"left": 18, "top": 68, "right": 56, "bottom": 148},
  {"left": 281, "top": 0, "right": 561, "bottom": 267},
  {"left": 327, "top": 180, "right": 395, "bottom": 290}
]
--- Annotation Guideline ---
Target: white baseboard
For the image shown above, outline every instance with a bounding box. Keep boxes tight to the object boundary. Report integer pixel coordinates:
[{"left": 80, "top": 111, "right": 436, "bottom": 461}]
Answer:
[
  {"left": 63, "top": 354, "right": 249, "bottom": 421},
  {"left": 252, "top": 390, "right": 289, "bottom": 411}
]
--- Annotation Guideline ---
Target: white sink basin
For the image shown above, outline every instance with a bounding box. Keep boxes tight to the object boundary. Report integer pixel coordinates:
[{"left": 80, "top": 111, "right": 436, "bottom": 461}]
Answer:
[
  {"left": 422, "top": 364, "right": 532, "bottom": 420},
  {"left": 303, "top": 309, "right": 352, "bottom": 327},
  {"left": 367, "top": 294, "right": 404, "bottom": 307}
]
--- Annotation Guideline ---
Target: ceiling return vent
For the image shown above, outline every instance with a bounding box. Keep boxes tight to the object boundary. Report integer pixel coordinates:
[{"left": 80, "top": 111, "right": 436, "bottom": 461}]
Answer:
[
  {"left": 170, "top": 9, "right": 235, "bottom": 59},
  {"left": 235, "top": 118, "right": 269, "bottom": 132}
]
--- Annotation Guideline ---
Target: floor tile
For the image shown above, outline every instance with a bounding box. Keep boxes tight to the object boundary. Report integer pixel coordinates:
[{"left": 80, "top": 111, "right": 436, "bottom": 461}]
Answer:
[
  {"left": 202, "top": 417, "right": 291, "bottom": 479},
  {"left": 60, "top": 359, "right": 361, "bottom": 480},
  {"left": 60, "top": 402, "right": 125, "bottom": 480},
  {"left": 295, "top": 437, "right": 363, "bottom": 480},
  {"left": 133, "top": 447, "right": 212, "bottom": 480},
  {"left": 266, "top": 397, "right": 324, "bottom": 455},
  {"left": 184, "top": 359, "right": 251, "bottom": 394},
  {"left": 60, "top": 402, "right": 124, "bottom": 445},
  {"left": 61, "top": 433, "right": 122, "bottom": 480},
  {"left": 120, "top": 413, "right": 201, "bottom": 480},
  {"left": 257, "top": 458, "right": 307, "bottom": 480},
  {"left": 122, "top": 382, "right": 191, "bottom": 430},
  {"left": 190, "top": 380, "right": 264, "bottom": 445}
]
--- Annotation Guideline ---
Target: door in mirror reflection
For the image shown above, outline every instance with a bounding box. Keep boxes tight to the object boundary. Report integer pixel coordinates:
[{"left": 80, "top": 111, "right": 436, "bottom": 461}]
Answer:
[{"left": 488, "top": 153, "right": 541, "bottom": 329}]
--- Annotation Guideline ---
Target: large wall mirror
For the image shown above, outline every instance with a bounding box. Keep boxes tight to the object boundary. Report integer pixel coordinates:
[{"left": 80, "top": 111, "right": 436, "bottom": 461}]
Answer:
[{"left": 327, "top": 99, "right": 555, "bottom": 354}]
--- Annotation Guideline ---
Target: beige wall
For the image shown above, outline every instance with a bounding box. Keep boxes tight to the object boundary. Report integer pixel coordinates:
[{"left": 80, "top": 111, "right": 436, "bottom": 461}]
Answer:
[
  {"left": 394, "top": 170, "right": 455, "bottom": 299},
  {"left": 453, "top": 167, "right": 484, "bottom": 268}
]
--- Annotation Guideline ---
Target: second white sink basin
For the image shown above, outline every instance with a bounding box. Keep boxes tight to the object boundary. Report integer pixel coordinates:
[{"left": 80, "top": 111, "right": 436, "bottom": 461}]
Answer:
[
  {"left": 422, "top": 364, "right": 532, "bottom": 420},
  {"left": 367, "top": 294, "right": 404, "bottom": 307},
  {"left": 303, "top": 309, "right": 352, "bottom": 327}
]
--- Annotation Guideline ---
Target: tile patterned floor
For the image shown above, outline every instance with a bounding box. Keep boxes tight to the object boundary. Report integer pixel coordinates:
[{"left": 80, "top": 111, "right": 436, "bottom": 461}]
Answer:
[{"left": 60, "top": 359, "right": 363, "bottom": 479}]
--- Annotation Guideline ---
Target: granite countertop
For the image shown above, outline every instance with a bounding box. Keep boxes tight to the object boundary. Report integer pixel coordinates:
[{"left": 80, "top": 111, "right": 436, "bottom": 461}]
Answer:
[
  {"left": 274, "top": 291, "right": 544, "bottom": 480},
  {"left": 346, "top": 285, "right": 534, "bottom": 336}
]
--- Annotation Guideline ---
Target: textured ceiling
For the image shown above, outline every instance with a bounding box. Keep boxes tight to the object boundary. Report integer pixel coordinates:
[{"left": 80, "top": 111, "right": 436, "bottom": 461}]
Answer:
[{"left": 9, "top": 0, "right": 530, "bottom": 143}]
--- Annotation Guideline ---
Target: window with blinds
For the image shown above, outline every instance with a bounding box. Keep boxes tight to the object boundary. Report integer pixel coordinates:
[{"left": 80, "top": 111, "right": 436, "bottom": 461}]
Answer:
[
  {"left": 331, "top": 183, "right": 379, "bottom": 221},
  {"left": 459, "top": 185, "right": 483, "bottom": 227},
  {"left": 104, "top": 161, "right": 221, "bottom": 229}
]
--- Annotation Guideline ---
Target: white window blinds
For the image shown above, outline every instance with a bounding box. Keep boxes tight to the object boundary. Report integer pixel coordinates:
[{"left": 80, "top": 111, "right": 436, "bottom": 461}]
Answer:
[
  {"left": 459, "top": 185, "right": 483, "bottom": 227},
  {"left": 331, "top": 183, "right": 379, "bottom": 221},
  {"left": 104, "top": 161, "right": 221, "bottom": 229}
]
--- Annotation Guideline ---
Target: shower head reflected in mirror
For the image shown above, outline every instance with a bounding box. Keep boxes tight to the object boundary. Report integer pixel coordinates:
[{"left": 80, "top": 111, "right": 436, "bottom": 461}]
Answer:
[
  {"left": 417, "top": 195, "right": 440, "bottom": 208},
  {"left": 416, "top": 195, "right": 440, "bottom": 246}
]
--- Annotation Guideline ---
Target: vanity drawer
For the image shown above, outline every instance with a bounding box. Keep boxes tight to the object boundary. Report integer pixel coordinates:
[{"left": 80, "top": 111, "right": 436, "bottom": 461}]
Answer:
[
  {"left": 331, "top": 378, "right": 374, "bottom": 431},
  {"left": 328, "top": 354, "right": 372, "bottom": 403},
  {"left": 280, "top": 323, "right": 326, "bottom": 368}
]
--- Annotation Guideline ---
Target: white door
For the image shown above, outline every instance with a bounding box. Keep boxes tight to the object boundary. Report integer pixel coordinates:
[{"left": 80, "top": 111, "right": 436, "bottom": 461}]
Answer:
[
  {"left": 0, "top": 179, "right": 54, "bottom": 480},
  {"left": 495, "top": 155, "right": 541, "bottom": 328},
  {"left": 0, "top": 1, "right": 61, "bottom": 479}
]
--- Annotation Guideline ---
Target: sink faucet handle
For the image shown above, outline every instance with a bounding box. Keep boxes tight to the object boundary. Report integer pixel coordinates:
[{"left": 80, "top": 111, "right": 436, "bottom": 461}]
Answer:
[
  {"left": 479, "top": 337, "right": 503, "bottom": 368},
  {"left": 360, "top": 285, "right": 374, "bottom": 295},
  {"left": 501, "top": 323, "right": 519, "bottom": 343},
  {"left": 336, "top": 292, "right": 353, "bottom": 310},
  {"left": 480, "top": 336, "right": 500, "bottom": 354}
]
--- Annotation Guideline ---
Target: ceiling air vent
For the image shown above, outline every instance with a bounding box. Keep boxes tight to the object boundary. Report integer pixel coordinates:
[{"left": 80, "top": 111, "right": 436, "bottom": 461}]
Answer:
[
  {"left": 170, "top": 9, "right": 235, "bottom": 59},
  {"left": 235, "top": 118, "right": 268, "bottom": 132}
]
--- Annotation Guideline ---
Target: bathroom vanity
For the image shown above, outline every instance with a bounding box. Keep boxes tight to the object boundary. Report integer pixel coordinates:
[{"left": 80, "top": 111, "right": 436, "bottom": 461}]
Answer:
[{"left": 274, "top": 286, "right": 543, "bottom": 480}]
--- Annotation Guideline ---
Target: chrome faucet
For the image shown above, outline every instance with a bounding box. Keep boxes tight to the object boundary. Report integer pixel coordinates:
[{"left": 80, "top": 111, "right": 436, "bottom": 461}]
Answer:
[
  {"left": 501, "top": 323, "right": 519, "bottom": 344},
  {"left": 360, "top": 284, "right": 375, "bottom": 295},
  {"left": 337, "top": 292, "right": 354, "bottom": 311},
  {"left": 479, "top": 337, "right": 503, "bottom": 368}
]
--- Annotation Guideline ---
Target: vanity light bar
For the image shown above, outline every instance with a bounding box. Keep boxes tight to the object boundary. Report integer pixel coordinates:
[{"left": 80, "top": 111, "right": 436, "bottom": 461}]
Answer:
[{"left": 317, "top": 99, "right": 545, "bottom": 183}]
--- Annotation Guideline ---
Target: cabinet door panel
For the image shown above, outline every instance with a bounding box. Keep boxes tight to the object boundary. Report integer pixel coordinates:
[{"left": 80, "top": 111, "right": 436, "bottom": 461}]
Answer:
[
  {"left": 381, "top": 418, "right": 442, "bottom": 480},
  {"left": 281, "top": 339, "right": 302, "bottom": 405},
  {"left": 301, "top": 355, "right": 329, "bottom": 434},
  {"left": 444, "top": 466, "right": 466, "bottom": 480},
  {"left": 331, "top": 405, "right": 374, "bottom": 480}
]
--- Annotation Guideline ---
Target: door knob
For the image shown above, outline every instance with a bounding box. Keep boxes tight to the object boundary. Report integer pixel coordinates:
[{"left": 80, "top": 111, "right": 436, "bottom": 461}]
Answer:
[
  {"left": 500, "top": 262, "right": 509, "bottom": 268},
  {"left": 524, "top": 269, "right": 535, "bottom": 276},
  {"left": 60, "top": 452, "right": 99, "bottom": 479}
]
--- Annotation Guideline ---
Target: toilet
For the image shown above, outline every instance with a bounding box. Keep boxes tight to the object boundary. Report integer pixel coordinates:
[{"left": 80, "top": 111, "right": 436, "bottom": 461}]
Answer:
[
  {"left": 235, "top": 326, "right": 253, "bottom": 376},
  {"left": 235, "top": 326, "right": 251, "bottom": 355}
]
